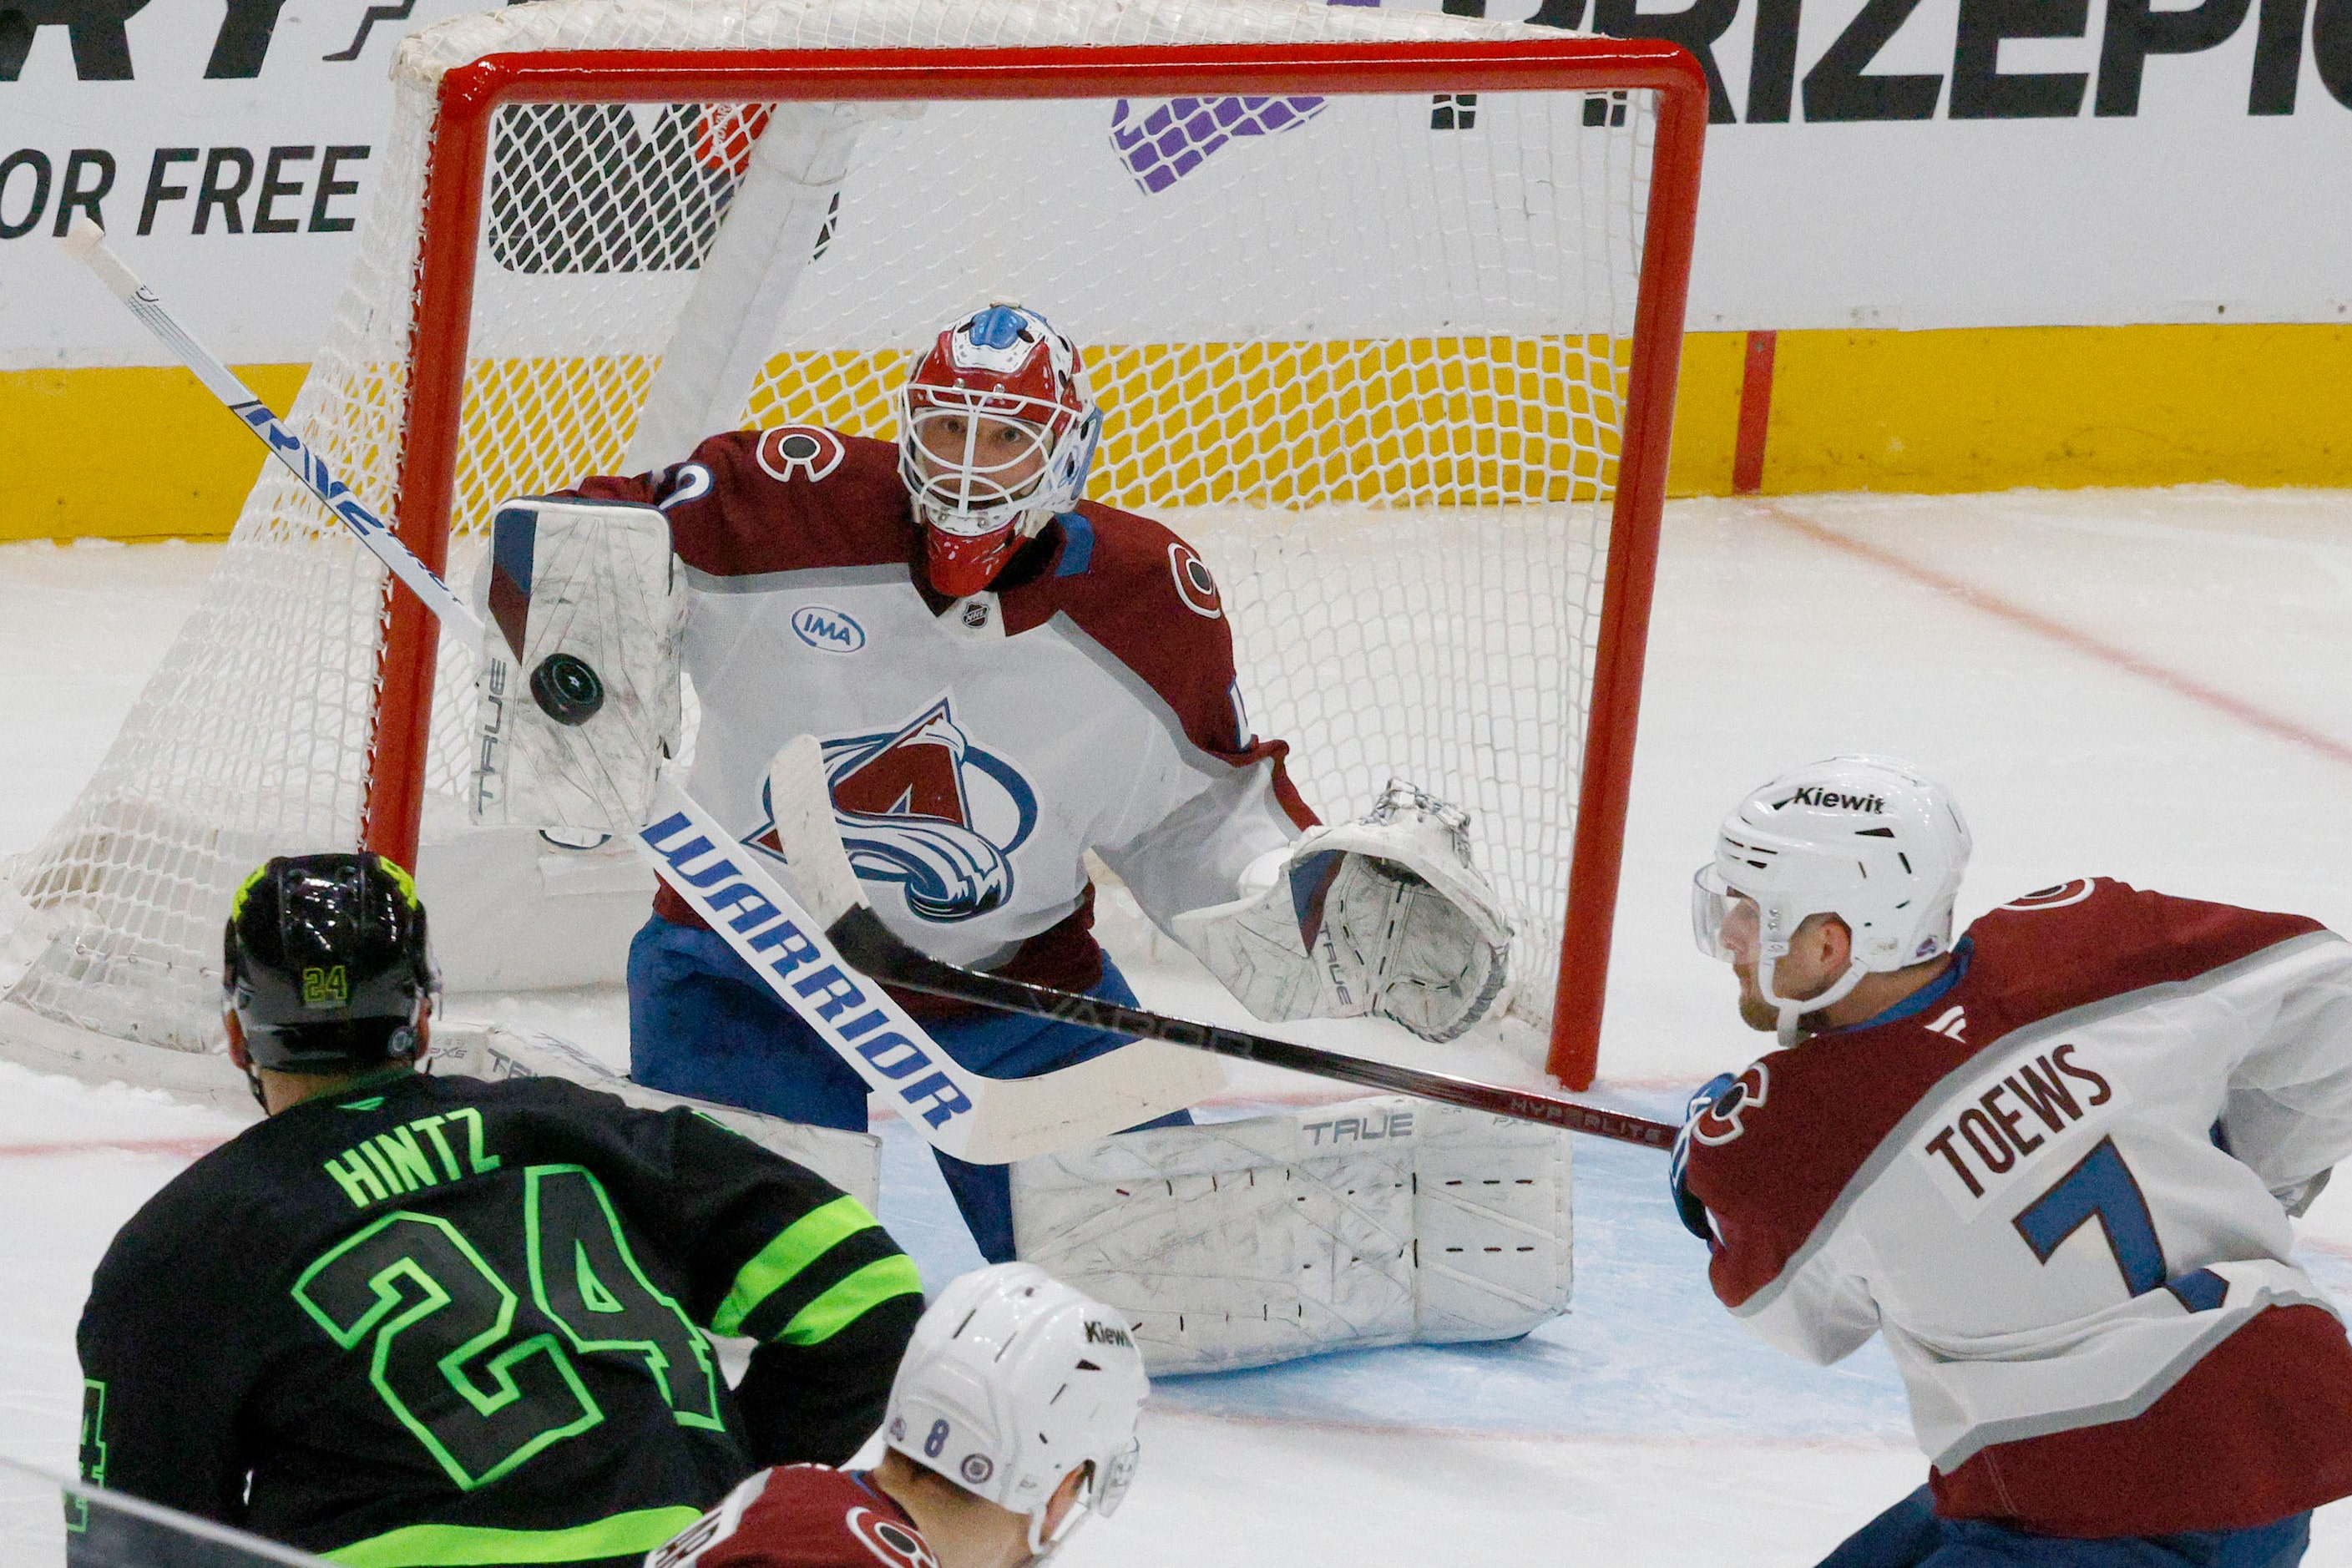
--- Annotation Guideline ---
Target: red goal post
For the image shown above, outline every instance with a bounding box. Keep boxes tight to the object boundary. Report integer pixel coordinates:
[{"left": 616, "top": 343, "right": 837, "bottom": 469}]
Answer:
[{"left": 373, "top": 38, "right": 1707, "bottom": 1091}]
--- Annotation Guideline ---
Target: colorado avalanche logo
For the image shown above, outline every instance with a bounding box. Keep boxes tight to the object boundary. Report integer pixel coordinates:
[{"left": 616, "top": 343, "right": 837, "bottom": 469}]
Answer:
[
  {"left": 791, "top": 696, "right": 1038, "bottom": 923},
  {"left": 846, "top": 1505, "right": 940, "bottom": 1568},
  {"left": 1691, "top": 1061, "right": 1768, "bottom": 1146},
  {"left": 2000, "top": 879, "right": 2096, "bottom": 912}
]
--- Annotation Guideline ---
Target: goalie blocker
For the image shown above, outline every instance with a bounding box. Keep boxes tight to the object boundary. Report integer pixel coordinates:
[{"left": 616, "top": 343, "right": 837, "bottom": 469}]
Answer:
[{"left": 471, "top": 498, "right": 683, "bottom": 837}]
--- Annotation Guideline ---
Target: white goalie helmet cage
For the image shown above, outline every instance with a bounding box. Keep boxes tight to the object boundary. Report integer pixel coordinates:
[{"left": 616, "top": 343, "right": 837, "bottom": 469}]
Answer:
[
  {"left": 883, "top": 1263, "right": 1148, "bottom": 1554},
  {"left": 1692, "top": 756, "right": 1972, "bottom": 1022}
]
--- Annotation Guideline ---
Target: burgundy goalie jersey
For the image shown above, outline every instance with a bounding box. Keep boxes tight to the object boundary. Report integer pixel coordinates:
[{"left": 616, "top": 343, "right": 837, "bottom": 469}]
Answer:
[
  {"left": 1682, "top": 879, "right": 2352, "bottom": 1536},
  {"left": 577, "top": 427, "right": 1314, "bottom": 1011},
  {"left": 649, "top": 1465, "right": 935, "bottom": 1568}
]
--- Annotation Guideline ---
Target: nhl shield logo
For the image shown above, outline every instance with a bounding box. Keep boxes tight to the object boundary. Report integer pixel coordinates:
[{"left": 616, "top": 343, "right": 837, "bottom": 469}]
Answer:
[{"left": 751, "top": 695, "right": 1037, "bottom": 923}]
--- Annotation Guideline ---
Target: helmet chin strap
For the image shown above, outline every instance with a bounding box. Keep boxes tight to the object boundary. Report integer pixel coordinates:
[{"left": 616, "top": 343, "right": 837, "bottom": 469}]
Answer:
[
  {"left": 1759, "top": 955, "right": 1871, "bottom": 1047},
  {"left": 1021, "top": 1469, "right": 1098, "bottom": 1563}
]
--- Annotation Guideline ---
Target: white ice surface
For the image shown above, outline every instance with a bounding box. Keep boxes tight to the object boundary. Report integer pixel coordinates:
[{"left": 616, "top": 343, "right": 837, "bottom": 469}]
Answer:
[{"left": 5, "top": 485, "right": 2352, "bottom": 1563}]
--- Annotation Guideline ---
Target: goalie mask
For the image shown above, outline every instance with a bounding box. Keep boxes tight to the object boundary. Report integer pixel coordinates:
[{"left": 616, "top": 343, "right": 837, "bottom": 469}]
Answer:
[
  {"left": 1691, "top": 756, "right": 1971, "bottom": 1044},
  {"left": 898, "top": 305, "right": 1101, "bottom": 598},
  {"left": 883, "top": 1262, "right": 1146, "bottom": 1559},
  {"left": 223, "top": 852, "right": 438, "bottom": 1073}
]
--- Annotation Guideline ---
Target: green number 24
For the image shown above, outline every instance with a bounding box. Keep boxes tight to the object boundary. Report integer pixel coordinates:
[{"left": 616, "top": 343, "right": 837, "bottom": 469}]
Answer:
[{"left": 292, "top": 1165, "right": 723, "bottom": 1490}]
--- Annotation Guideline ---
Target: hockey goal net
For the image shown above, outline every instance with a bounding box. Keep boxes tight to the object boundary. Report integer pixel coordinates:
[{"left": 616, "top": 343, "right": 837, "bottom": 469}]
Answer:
[{"left": 0, "top": 0, "right": 1702, "bottom": 1090}]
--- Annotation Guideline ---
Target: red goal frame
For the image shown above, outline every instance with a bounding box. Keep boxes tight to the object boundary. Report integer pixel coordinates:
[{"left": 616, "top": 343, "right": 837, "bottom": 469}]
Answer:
[{"left": 366, "top": 38, "right": 1708, "bottom": 1090}]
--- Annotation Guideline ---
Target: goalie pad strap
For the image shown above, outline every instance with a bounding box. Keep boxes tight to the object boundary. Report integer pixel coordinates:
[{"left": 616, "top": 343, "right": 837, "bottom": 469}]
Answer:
[{"left": 1011, "top": 1095, "right": 1570, "bottom": 1374}]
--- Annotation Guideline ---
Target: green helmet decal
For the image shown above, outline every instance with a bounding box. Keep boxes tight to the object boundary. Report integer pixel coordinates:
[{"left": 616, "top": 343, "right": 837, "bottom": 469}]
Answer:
[
  {"left": 230, "top": 862, "right": 270, "bottom": 921},
  {"left": 374, "top": 854, "right": 421, "bottom": 910}
]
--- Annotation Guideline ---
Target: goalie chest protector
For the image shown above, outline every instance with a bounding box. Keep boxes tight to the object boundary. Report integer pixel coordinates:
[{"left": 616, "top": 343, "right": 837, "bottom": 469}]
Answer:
[{"left": 573, "top": 427, "right": 1313, "bottom": 976}]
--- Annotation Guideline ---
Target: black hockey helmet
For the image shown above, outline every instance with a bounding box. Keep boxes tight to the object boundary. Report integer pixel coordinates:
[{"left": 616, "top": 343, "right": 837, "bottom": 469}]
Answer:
[{"left": 223, "top": 853, "right": 437, "bottom": 1073}]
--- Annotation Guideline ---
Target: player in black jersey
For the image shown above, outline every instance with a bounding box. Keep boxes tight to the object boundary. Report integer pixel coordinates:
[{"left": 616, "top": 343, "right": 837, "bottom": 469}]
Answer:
[{"left": 75, "top": 853, "right": 923, "bottom": 1568}]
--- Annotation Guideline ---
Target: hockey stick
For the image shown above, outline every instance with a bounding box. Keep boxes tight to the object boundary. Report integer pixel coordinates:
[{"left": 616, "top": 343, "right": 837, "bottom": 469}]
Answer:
[
  {"left": 48, "top": 220, "right": 1041, "bottom": 1159},
  {"left": 59, "top": 216, "right": 482, "bottom": 636},
  {"left": 634, "top": 776, "right": 1227, "bottom": 1166},
  {"left": 761, "top": 737, "right": 1677, "bottom": 1152}
]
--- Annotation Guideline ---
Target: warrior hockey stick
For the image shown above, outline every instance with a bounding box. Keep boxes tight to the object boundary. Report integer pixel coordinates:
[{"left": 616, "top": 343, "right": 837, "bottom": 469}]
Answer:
[
  {"left": 761, "top": 737, "right": 1677, "bottom": 1152},
  {"left": 635, "top": 776, "right": 1226, "bottom": 1166},
  {"left": 56, "top": 220, "right": 1098, "bottom": 1166},
  {"left": 60, "top": 216, "right": 482, "bottom": 636}
]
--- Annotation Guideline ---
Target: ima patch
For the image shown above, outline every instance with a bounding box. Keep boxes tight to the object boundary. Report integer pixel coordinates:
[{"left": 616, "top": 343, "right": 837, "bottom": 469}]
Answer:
[
  {"left": 1168, "top": 541, "right": 1222, "bottom": 619},
  {"left": 792, "top": 605, "right": 867, "bottom": 655},
  {"left": 756, "top": 425, "right": 847, "bottom": 485}
]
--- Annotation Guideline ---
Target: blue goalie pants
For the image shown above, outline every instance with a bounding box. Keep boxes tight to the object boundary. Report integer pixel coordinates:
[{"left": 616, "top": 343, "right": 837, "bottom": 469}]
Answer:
[
  {"left": 627, "top": 913, "right": 1191, "bottom": 1263},
  {"left": 1819, "top": 1487, "right": 2311, "bottom": 1568}
]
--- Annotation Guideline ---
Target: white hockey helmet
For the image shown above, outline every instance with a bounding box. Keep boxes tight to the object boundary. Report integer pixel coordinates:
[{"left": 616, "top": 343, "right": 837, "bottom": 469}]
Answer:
[
  {"left": 1691, "top": 756, "right": 1971, "bottom": 1040},
  {"left": 883, "top": 1263, "right": 1147, "bottom": 1556}
]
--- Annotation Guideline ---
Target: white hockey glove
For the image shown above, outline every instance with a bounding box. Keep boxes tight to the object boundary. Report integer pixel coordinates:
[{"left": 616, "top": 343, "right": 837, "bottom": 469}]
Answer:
[
  {"left": 469, "top": 498, "right": 683, "bottom": 837},
  {"left": 1171, "top": 782, "right": 1512, "bottom": 1043}
]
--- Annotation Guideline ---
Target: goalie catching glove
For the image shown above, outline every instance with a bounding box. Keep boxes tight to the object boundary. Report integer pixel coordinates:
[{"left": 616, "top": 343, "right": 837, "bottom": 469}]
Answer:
[
  {"left": 469, "top": 498, "right": 682, "bottom": 837},
  {"left": 1171, "top": 781, "right": 1511, "bottom": 1042}
]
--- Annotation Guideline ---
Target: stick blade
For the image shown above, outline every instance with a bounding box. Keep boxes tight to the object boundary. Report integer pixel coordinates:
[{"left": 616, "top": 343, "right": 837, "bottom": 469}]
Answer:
[
  {"left": 953, "top": 1044, "right": 1227, "bottom": 1164},
  {"left": 822, "top": 907, "right": 1228, "bottom": 1162}
]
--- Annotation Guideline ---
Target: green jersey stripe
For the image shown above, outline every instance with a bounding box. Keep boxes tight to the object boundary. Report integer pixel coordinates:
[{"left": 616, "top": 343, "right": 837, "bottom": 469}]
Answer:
[
  {"left": 778, "top": 1253, "right": 924, "bottom": 1347},
  {"left": 711, "top": 1193, "right": 879, "bottom": 1336},
  {"left": 732, "top": 1223, "right": 908, "bottom": 1345},
  {"left": 322, "top": 1504, "right": 703, "bottom": 1565}
]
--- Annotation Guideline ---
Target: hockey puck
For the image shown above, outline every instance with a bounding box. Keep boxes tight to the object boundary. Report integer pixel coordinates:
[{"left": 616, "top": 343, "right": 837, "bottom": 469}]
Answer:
[{"left": 529, "top": 652, "right": 604, "bottom": 726}]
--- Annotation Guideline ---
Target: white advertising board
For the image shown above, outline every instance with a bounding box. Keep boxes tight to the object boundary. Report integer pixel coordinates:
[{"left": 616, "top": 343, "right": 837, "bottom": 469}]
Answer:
[{"left": 1, "top": 0, "right": 2346, "bottom": 370}]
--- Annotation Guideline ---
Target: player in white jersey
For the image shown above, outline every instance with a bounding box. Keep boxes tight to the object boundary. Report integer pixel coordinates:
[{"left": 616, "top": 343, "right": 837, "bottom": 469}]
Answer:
[
  {"left": 559, "top": 305, "right": 1509, "bottom": 1263},
  {"left": 1672, "top": 756, "right": 2352, "bottom": 1565}
]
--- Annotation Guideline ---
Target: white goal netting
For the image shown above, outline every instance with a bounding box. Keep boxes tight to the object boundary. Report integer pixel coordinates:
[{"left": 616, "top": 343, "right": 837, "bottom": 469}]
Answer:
[{"left": 3, "top": 0, "right": 1676, "bottom": 1060}]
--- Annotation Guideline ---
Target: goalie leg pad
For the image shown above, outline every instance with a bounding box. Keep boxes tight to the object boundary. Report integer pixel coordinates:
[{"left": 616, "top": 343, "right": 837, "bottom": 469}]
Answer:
[
  {"left": 471, "top": 498, "right": 682, "bottom": 836},
  {"left": 1010, "top": 1095, "right": 1569, "bottom": 1374}
]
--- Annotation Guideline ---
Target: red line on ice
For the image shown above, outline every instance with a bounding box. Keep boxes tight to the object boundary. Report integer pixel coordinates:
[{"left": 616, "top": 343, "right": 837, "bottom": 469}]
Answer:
[
  {"left": 1762, "top": 503, "right": 2352, "bottom": 771},
  {"left": 0, "top": 1136, "right": 223, "bottom": 1160}
]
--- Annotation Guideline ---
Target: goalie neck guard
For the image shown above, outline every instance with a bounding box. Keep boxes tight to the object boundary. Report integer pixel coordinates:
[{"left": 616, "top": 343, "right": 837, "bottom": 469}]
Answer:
[
  {"left": 883, "top": 1262, "right": 1146, "bottom": 1556},
  {"left": 1692, "top": 756, "right": 1971, "bottom": 1040},
  {"left": 223, "top": 853, "right": 438, "bottom": 1073},
  {"left": 897, "top": 305, "right": 1101, "bottom": 598}
]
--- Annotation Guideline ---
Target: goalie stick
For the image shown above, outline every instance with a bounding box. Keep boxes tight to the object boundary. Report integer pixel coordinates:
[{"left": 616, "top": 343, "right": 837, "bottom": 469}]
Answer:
[
  {"left": 760, "top": 737, "right": 1677, "bottom": 1153},
  {"left": 633, "top": 775, "right": 1225, "bottom": 1164},
  {"left": 50, "top": 225, "right": 1055, "bottom": 1161},
  {"left": 59, "top": 217, "right": 482, "bottom": 637}
]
